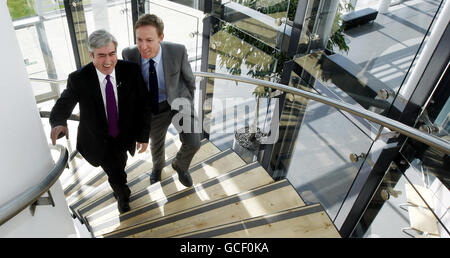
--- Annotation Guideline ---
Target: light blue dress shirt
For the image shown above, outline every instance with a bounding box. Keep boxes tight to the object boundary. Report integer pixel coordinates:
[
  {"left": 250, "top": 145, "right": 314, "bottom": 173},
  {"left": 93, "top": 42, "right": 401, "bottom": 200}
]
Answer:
[{"left": 141, "top": 45, "right": 167, "bottom": 103}]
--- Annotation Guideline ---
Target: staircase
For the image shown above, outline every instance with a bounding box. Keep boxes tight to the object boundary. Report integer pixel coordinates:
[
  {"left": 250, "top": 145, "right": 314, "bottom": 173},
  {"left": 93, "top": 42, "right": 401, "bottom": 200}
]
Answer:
[{"left": 60, "top": 130, "right": 340, "bottom": 238}]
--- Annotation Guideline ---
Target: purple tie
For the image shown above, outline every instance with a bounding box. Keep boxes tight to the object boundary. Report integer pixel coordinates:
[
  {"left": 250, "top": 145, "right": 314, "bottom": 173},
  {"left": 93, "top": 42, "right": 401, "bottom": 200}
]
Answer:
[{"left": 105, "top": 75, "right": 119, "bottom": 137}]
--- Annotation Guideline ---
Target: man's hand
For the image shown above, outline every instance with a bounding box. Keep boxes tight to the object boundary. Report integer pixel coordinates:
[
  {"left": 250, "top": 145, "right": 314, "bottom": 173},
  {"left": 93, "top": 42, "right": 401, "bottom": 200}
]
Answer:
[
  {"left": 50, "top": 126, "right": 69, "bottom": 145},
  {"left": 136, "top": 142, "right": 148, "bottom": 153}
]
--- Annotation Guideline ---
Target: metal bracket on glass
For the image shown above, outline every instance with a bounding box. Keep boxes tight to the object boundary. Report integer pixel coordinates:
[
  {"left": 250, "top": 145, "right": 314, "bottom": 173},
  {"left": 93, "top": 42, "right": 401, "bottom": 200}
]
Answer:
[
  {"left": 377, "top": 131, "right": 400, "bottom": 142},
  {"left": 377, "top": 88, "right": 396, "bottom": 100},
  {"left": 189, "top": 31, "right": 200, "bottom": 38},
  {"left": 274, "top": 17, "right": 287, "bottom": 26},
  {"left": 418, "top": 111, "right": 440, "bottom": 135},
  {"left": 29, "top": 190, "right": 55, "bottom": 216},
  {"left": 349, "top": 153, "right": 374, "bottom": 166}
]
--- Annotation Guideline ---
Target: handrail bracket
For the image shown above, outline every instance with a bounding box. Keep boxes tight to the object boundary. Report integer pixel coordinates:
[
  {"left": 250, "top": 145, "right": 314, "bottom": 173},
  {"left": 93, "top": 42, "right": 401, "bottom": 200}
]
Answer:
[{"left": 29, "top": 190, "right": 55, "bottom": 216}]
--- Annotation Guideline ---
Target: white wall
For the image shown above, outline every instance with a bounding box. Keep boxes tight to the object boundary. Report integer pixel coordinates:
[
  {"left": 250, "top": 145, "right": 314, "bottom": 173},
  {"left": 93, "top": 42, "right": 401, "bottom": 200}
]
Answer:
[{"left": 0, "top": 1, "right": 76, "bottom": 237}]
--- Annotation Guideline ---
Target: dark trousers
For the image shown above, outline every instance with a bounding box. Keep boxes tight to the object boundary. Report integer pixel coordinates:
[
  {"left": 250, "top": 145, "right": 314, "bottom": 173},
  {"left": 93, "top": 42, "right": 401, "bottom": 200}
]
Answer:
[
  {"left": 99, "top": 137, "right": 129, "bottom": 194},
  {"left": 150, "top": 101, "right": 201, "bottom": 172}
]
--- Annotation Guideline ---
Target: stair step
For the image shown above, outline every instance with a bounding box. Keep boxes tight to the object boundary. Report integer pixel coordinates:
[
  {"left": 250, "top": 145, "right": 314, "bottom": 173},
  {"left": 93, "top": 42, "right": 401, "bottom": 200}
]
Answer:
[
  {"left": 173, "top": 204, "right": 340, "bottom": 238},
  {"left": 102, "top": 179, "right": 304, "bottom": 238},
  {"left": 92, "top": 162, "right": 274, "bottom": 237},
  {"left": 73, "top": 139, "right": 220, "bottom": 222},
  {"left": 62, "top": 159, "right": 102, "bottom": 198},
  {"left": 61, "top": 130, "right": 179, "bottom": 197},
  {"left": 60, "top": 155, "right": 87, "bottom": 187},
  {"left": 65, "top": 137, "right": 184, "bottom": 220},
  {"left": 82, "top": 148, "right": 245, "bottom": 227}
]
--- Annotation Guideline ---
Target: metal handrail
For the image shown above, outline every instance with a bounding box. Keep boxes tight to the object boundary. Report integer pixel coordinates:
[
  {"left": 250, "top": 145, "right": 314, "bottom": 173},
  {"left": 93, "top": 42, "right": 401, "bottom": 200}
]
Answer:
[
  {"left": 193, "top": 71, "right": 450, "bottom": 155},
  {"left": 0, "top": 144, "right": 68, "bottom": 226},
  {"left": 29, "top": 72, "right": 450, "bottom": 154},
  {"left": 29, "top": 77, "right": 67, "bottom": 84}
]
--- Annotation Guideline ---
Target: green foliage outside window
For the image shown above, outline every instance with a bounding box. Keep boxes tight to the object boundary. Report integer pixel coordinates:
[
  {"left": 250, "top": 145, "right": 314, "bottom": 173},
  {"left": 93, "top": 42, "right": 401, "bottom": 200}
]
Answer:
[{"left": 7, "top": 0, "right": 37, "bottom": 20}]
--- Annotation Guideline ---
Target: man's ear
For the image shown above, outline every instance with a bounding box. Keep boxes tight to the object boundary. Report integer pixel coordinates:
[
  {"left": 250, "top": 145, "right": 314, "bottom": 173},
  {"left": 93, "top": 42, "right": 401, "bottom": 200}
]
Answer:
[{"left": 89, "top": 51, "right": 94, "bottom": 59}]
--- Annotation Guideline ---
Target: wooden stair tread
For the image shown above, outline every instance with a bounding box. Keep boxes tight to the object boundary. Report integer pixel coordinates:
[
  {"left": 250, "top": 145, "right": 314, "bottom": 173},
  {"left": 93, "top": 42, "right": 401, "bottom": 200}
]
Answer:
[
  {"left": 83, "top": 148, "right": 245, "bottom": 227},
  {"left": 65, "top": 137, "right": 185, "bottom": 220},
  {"left": 74, "top": 140, "right": 220, "bottom": 222},
  {"left": 65, "top": 136, "right": 180, "bottom": 200},
  {"left": 102, "top": 179, "right": 304, "bottom": 238},
  {"left": 174, "top": 204, "right": 340, "bottom": 238},
  {"left": 61, "top": 130, "right": 178, "bottom": 195},
  {"left": 90, "top": 162, "right": 273, "bottom": 237}
]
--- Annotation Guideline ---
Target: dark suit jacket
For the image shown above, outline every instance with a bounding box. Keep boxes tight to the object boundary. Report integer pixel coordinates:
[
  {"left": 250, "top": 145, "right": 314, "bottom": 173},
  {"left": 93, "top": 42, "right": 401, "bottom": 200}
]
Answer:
[
  {"left": 122, "top": 42, "right": 196, "bottom": 115},
  {"left": 49, "top": 60, "right": 151, "bottom": 166}
]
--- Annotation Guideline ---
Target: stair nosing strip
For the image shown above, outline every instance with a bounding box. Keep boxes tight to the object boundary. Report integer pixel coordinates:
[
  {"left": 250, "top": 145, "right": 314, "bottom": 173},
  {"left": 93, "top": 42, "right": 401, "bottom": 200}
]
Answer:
[
  {"left": 91, "top": 161, "right": 261, "bottom": 233},
  {"left": 177, "top": 204, "right": 323, "bottom": 238},
  {"left": 82, "top": 144, "right": 228, "bottom": 218},
  {"left": 70, "top": 138, "right": 181, "bottom": 211},
  {"left": 64, "top": 138, "right": 176, "bottom": 196},
  {"left": 104, "top": 179, "right": 290, "bottom": 238}
]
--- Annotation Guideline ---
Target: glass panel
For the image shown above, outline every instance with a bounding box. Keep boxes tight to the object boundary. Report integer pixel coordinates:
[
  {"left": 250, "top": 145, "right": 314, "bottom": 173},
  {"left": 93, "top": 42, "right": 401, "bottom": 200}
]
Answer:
[
  {"left": 10, "top": 0, "right": 76, "bottom": 79},
  {"left": 221, "top": 0, "right": 291, "bottom": 50},
  {"left": 9, "top": 0, "right": 76, "bottom": 111},
  {"left": 294, "top": 50, "right": 385, "bottom": 137},
  {"left": 67, "top": 0, "right": 202, "bottom": 69},
  {"left": 204, "top": 18, "right": 279, "bottom": 158},
  {"left": 353, "top": 153, "right": 449, "bottom": 238},
  {"left": 294, "top": 0, "right": 445, "bottom": 117},
  {"left": 276, "top": 71, "right": 374, "bottom": 220},
  {"left": 75, "top": 0, "right": 136, "bottom": 62},
  {"left": 208, "top": 20, "right": 277, "bottom": 77},
  {"left": 146, "top": 0, "right": 203, "bottom": 71},
  {"left": 204, "top": 77, "right": 277, "bottom": 165}
]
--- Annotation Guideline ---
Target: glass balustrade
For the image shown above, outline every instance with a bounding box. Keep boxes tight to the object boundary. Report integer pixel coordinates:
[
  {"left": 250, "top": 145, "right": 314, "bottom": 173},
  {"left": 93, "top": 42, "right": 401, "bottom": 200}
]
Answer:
[
  {"left": 294, "top": 0, "right": 445, "bottom": 120},
  {"left": 352, "top": 148, "right": 449, "bottom": 237},
  {"left": 137, "top": 0, "right": 204, "bottom": 70},
  {"left": 221, "top": 0, "right": 291, "bottom": 50},
  {"left": 270, "top": 71, "right": 374, "bottom": 220}
]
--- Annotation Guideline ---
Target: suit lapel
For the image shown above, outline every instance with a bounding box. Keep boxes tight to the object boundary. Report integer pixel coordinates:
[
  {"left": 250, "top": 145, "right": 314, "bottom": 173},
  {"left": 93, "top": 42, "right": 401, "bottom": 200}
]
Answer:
[
  {"left": 161, "top": 43, "right": 172, "bottom": 89},
  {"left": 115, "top": 61, "right": 126, "bottom": 120},
  {"left": 86, "top": 63, "right": 108, "bottom": 128}
]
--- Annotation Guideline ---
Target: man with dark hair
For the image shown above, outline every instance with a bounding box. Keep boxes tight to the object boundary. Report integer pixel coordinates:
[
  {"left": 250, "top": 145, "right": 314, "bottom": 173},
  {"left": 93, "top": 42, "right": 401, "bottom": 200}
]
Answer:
[
  {"left": 122, "top": 14, "right": 200, "bottom": 187},
  {"left": 50, "top": 29, "right": 151, "bottom": 213}
]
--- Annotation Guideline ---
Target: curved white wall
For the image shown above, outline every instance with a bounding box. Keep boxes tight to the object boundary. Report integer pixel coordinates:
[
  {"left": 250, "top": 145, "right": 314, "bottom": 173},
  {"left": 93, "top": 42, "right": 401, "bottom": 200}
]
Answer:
[{"left": 0, "top": 1, "right": 76, "bottom": 237}]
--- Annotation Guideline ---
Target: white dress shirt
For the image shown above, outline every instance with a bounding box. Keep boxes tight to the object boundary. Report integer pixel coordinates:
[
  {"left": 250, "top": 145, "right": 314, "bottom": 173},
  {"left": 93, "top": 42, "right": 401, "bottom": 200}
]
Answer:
[{"left": 95, "top": 68, "right": 119, "bottom": 118}]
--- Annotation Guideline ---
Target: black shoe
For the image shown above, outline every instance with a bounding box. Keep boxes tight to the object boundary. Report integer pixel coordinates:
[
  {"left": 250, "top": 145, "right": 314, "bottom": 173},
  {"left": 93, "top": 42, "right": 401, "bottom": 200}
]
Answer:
[
  {"left": 150, "top": 169, "right": 162, "bottom": 184},
  {"left": 172, "top": 161, "right": 193, "bottom": 187},
  {"left": 113, "top": 192, "right": 131, "bottom": 213},
  {"left": 112, "top": 185, "right": 131, "bottom": 213}
]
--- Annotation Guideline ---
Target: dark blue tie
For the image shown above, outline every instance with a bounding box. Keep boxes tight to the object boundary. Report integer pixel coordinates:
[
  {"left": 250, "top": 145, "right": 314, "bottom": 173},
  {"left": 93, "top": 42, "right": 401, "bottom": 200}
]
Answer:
[{"left": 149, "top": 59, "right": 159, "bottom": 114}]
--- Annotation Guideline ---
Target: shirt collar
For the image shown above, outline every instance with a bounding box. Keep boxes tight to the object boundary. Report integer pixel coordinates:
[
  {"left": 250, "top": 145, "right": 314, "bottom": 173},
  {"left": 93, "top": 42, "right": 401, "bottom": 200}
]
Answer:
[{"left": 95, "top": 68, "right": 116, "bottom": 83}]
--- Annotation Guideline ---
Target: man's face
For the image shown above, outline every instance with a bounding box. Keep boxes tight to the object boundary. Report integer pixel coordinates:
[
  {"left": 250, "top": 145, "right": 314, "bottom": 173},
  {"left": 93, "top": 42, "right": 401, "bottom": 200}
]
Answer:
[
  {"left": 136, "top": 25, "right": 164, "bottom": 59},
  {"left": 90, "top": 41, "right": 117, "bottom": 75}
]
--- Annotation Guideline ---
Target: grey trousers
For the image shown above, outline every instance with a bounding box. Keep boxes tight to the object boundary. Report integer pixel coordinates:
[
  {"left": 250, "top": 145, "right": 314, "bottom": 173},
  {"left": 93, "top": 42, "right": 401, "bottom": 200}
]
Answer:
[{"left": 150, "top": 108, "right": 201, "bottom": 172}]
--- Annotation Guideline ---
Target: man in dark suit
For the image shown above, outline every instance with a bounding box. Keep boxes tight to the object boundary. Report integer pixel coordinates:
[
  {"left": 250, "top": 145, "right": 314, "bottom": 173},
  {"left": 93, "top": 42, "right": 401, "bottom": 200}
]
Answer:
[
  {"left": 50, "top": 29, "right": 151, "bottom": 213},
  {"left": 122, "top": 14, "right": 201, "bottom": 187}
]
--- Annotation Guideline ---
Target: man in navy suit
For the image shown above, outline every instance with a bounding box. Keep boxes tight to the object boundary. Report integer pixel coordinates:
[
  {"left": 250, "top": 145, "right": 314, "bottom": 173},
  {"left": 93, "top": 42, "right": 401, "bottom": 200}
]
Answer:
[{"left": 50, "top": 30, "right": 151, "bottom": 213}]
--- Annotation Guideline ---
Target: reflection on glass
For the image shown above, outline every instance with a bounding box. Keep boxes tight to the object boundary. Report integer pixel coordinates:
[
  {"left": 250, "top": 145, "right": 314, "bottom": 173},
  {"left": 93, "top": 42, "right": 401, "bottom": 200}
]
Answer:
[
  {"left": 147, "top": 0, "right": 203, "bottom": 70},
  {"left": 336, "top": 0, "right": 443, "bottom": 106},
  {"left": 354, "top": 154, "right": 449, "bottom": 238},
  {"left": 210, "top": 28, "right": 276, "bottom": 77},
  {"left": 292, "top": 0, "right": 444, "bottom": 128},
  {"left": 10, "top": 0, "right": 75, "bottom": 104},
  {"left": 274, "top": 72, "right": 373, "bottom": 221},
  {"left": 205, "top": 20, "right": 279, "bottom": 153},
  {"left": 222, "top": 0, "right": 290, "bottom": 50}
]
